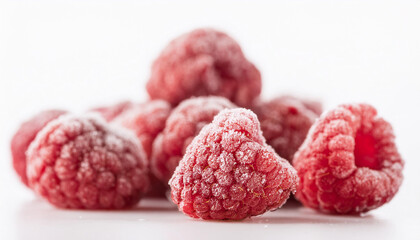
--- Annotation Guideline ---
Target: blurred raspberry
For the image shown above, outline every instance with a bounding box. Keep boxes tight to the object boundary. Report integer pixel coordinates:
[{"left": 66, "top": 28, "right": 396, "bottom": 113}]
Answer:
[
  {"left": 147, "top": 28, "right": 261, "bottom": 107},
  {"left": 11, "top": 110, "right": 67, "bottom": 186},
  {"left": 144, "top": 175, "right": 169, "bottom": 198},
  {"left": 151, "top": 96, "right": 236, "bottom": 183},
  {"left": 91, "top": 101, "right": 134, "bottom": 122},
  {"left": 293, "top": 103, "right": 404, "bottom": 214},
  {"left": 170, "top": 108, "right": 298, "bottom": 220},
  {"left": 27, "top": 115, "right": 149, "bottom": 209},
  {"left": 112, "top": 100, "right": 172, "bottom": 198},
  {"left": 113, "top": 100, "right": 172, "bottom": 157},
  {"left": 253, "top": 96, "right": 317, "bottom": 162},
  {"left": 277, "top": 95, "right": 323, "bottom": 116}
]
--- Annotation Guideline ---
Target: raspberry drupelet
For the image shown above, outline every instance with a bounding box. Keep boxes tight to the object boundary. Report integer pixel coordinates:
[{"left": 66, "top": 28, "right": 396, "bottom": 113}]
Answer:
[
  {"left": 293, "top": 103, "right": 404, "bottom": 214},
  {"left": 11, "top": 109, "right": 67, "bottom": 186},
  {"left": 169, "top": 108, "right": 298, "bottom": 220},
  {"left": 26, "top": 115, "right": 150, "bottom": 209},
  {"left": 151, "top": 96, "right": 236, "bottom": 184},
  {"left": 146, "top": 28, "right": 262, "bottom": 107},
  {"left": 253, "top": 96, "right": 318, "bottom": 162}
]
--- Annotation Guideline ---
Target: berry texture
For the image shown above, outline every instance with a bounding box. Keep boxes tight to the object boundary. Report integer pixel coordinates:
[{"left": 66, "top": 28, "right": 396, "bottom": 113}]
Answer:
[
  {"left": 27, "top": 115, "right": 150, "bottom": 209},
  {"left": 11, "top": 110, "right": 67, "bottom": 186},
  {"left": 146, "top": 28, "right": 262, "bottom": 107},
  {"left": 169, "top": 108, "right": 298, "bottom": 220},
  {"left": 293, "top": 103, "right": 404, "bottom": 214},
  {"left": 253, "top": 97, "right": 317, "bottom": 162},
  {"left": 91, "top": 101, "right": 134, "bottom": 122},
  {"left": 151, "top": 96, "right": 236, "bottom": 183},
  {"left": 112, "top": 100, "right": 172, "bottom": 198}
]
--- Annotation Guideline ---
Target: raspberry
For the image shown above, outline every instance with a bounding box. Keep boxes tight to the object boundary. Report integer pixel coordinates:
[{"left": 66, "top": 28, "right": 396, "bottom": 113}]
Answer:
[
  {"left": 146, "top": 28, "right": 262, "bottom": 107},
  {"left": 253, "top": 96, "right": 317, "bottom": 162},
  {"left": 26, "top": 115, "right": 150, "bottom": 209},
  {"left": 151, "top": 96, "right": 236, "bottom": 183},
  {"left": 169, "top": 108, "right": 298, "bottom": 220},
  {"left": 11, "top": 110, "right": 67, "bottom": 186},
  {"left": 293, "top": 103, "right": 404, "bottom": 214},
  {"left": 112, "top": 100, "right": 172, "bottom": 198},
  {"left": 91, "top": 101, "right": 134, "bottom": 122},
  {"left": 112, "top": 100, "right": 172, "bottom": 157}
]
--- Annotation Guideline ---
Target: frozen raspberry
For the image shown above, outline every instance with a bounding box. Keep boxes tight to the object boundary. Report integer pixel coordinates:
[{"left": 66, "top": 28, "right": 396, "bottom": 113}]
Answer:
[
  {"left": 293, "top": 103, "right": 404, "bottom": 214},
  {"left": 146, "top": 28, "right": 262, "bottom": 107},
  {"left": 112, "top": 100, "right": 172, "bottom": 157},
  {"left": 253, "top": 97, "right": 318, "bottom": 162},
  {"left": 169, "top": 108, "right": 298, "bottom": 220},
  {"left": 91, "top": 101, "right": 134, "bottom": 122},
  {"left": 26, "top": 115, "right": 149, "bottom": 209},
  {"left": 151, "top": 96, "right": 236, "bottom": 184},
  {"left": 11, "top": 110, "right": 67, "bottom": 186},
  {"left": 112, "top": 100, "right": 172, "bottom": 198}
]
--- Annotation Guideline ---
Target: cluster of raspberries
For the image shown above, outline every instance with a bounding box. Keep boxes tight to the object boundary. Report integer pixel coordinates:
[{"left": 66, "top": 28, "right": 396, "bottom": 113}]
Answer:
[{"left": 11, "top": 28, "right": 403, "bottom": 219}]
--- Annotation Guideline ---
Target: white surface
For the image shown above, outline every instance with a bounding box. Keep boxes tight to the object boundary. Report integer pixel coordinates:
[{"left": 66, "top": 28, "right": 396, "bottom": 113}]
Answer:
[{"left": 1, "top": 0, "right": 420, "bottom": 239}]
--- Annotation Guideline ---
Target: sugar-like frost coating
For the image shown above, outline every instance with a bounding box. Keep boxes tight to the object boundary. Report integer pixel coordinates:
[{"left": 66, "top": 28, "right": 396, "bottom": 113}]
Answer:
[
  {"left": 27, "top": 115, "right": 150, "bottom": 209},
  {"left": 146, "top": 28, "right": 262, "bottom": 107},
  {"left": 169, "top": 108, "right": 298, "bottom": 220},
  {"left": 151, "top": 96, "right": 236, "bottom": 183},
  {"left": 11, "top": 110, "right": 67, "bottom": 186},
  {"left": 253, "top": 96, "right": 318, "bottom": 162},
  {"left": 293, "top": 103, "right": 404, "bottom": 214}
]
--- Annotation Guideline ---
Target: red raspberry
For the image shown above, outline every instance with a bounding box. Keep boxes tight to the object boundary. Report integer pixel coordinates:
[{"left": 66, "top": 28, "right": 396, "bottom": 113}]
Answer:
[
  {"left": 112, "top": 100, "right": 172, "bottom": 198},
  {"left": 146, "top": 28, "right": 262, "bottom": 107},
  {"left": 112, "top": 100, "right": 172, "bottom": 158},
  {"left": 253, "top": 96, "right": 318, "bottom": 162},
  {"left": 11, "top": 110, "right": 67, "bottom": 186},
  {"left": 26, "top": 115, "right": 150, "bottom": 209},
  {"left": 293, "top": 103, "right": 404, "bottom": 214},
  {"left": 151, "top": 96, "right": 236, "bottom": 183},
  {"left": 91, "top": 101, "right": 134, "bottom": 122},
  {"left": 169, "top": 108, "right": 298, "bottom": 220}
]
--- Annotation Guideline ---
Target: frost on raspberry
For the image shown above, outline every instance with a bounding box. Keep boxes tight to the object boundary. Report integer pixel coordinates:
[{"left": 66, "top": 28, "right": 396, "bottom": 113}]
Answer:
[
  {"left": 11, "top": 110, "right": 67, "bottom": 187},
  {"left": 91, "top": 101, "right": 134, "bottom": 122},
  {"left": 293, "top": 103, "right": 404, "bottom": 214},
  {"left": 112, "top": 100, "right": 172, "bottom": 198},
  {"left": 169, "top": 108, "right": 298, "bottom": 220},
  {"left": 146, "top": 28, "right": 262, "bottom": 107},
  {"left": 253, "top": 96, "right": 318, "bottom": 162},
  {"left": 26, "top": 115, "right": 150, "bottom": 209},
  {"left": 151, "top": 96, "right": 236, "bottom": 184}
]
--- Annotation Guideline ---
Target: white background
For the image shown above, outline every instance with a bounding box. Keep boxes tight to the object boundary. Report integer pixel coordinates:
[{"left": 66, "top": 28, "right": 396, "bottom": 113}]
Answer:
[{"left": 1, "top": 0, "right": 419, "bottom": 239}]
